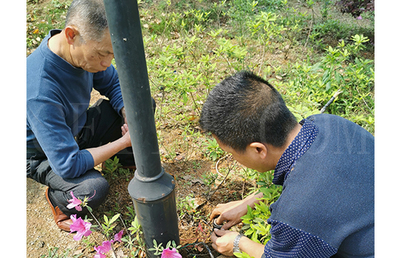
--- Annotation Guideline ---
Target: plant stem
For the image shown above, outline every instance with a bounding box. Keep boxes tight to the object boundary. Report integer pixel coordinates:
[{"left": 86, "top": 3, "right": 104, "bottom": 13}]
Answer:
[
  {"left": 119, "top": 216, "right": 133, "bottom": 244},
  {"left": 88, "top": 209, "right": 103, "bottom": 229},
  {"left": 87, "top": 208, "right": 118, "bottom": 258}
]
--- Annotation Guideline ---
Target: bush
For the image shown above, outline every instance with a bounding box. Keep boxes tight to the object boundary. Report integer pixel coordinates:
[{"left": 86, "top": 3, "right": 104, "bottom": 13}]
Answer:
[{"left": 335, "top": 0, "right": 374, "bottom": 18}]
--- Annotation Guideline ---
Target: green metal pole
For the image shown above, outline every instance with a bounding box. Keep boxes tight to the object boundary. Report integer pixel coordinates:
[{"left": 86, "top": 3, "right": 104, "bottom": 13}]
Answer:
[{"left": 102, "top": 0, "right": 179, "bottom": 257}]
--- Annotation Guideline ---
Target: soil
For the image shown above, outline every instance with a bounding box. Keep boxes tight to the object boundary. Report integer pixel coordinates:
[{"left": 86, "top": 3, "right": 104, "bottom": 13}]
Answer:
[{"left": 26, "top": 92, "right": 252, "bottom": 258}]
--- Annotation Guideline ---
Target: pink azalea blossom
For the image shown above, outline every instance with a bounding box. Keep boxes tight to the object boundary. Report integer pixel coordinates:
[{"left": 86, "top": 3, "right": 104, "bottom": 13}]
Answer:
[
  {"left": 161, "top": 248, "right": 182, "bottom": 258},
  {"left": 67, "top": 191, "right": 82, "bottom": 211},
  {"left": 94, "top": 252, "right": 106, "bottom": 258},
  {"left": 356, "top": 15, "right": 362, "bottom": 20},
  {"left": 94, "top": 240, "right": 112, "bottom": 258},
  {"left": 70, "top": 214, "right": 92, "bottom": 241},
  {"left": 114, "top": 230, "right": 123, "bottom": 242},
  {"left": 93, "top": 252, "right": 107, "bottom": 258}
]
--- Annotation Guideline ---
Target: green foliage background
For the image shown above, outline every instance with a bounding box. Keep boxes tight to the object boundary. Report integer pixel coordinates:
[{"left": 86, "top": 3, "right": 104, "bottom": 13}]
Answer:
[{"left": 27, "top": 0, "right": 374, "bottom": 256}]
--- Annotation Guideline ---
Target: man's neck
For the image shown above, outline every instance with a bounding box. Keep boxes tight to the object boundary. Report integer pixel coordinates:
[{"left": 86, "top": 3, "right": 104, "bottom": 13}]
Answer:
[
  {"left": 267, "top": 123, "right": 303, "bottom": 169},
  {"left": 284, "top": 123, "right": 303, "bottom": 149},
  {"left": 47, "top": 31, "right": 74, "bottom": 66}
]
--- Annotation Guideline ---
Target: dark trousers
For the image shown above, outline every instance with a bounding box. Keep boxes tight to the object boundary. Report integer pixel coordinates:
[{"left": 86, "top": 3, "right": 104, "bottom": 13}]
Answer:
[
  {"left": 27, "top": 98, "right": 154, "bottom": 216},
  {"left": 75, "top": 98, "right": 136, "bottom": 167}
]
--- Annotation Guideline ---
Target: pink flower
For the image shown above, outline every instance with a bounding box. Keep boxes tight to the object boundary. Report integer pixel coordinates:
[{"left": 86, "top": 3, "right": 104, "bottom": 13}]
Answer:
[
  {"left": 161, "top": 248, "right": 182, "bottom": 258},
  {"left": 356, "top": 15, "right": 362, "bottom": 20},
  {"left": 114, "top": 230, "right": 123, "bottom": 242},
  {"left": 67, "top": 191, "right": 82, "bottom": 211},
  {"left": 94, "top": 253, "right": 106, "bottom": 258},
  {"left": 94, "top": 240, "right": 112, "bottom": 258},
  {"left": 70, "top": 214, "right": 92, "bottom": 241}
]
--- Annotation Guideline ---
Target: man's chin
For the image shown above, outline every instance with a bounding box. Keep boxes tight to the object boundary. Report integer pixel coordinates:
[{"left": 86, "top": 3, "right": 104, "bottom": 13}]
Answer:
[
  {"left": 80, "top": 64, "right": 106, "bottom": 73},
  {"left": 86, "top": 68, "right": 104, "bottom": 73}
]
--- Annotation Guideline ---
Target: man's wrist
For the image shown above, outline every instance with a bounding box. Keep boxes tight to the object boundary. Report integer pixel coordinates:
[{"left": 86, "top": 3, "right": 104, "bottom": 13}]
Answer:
[
  {"left": 233, "top": 233, "right": 244, "bottom": 253},
  {"left": 245, "top": 192, "right": 263, "bottom": 208},
  {"left": 120, "top": 107, "right": 126, "bottom": 116}
]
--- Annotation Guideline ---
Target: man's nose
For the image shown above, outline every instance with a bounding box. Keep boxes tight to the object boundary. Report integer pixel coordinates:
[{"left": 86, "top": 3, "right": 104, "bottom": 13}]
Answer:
[{"left": 101, "top": 55, "right": 114, "bottom": 68}]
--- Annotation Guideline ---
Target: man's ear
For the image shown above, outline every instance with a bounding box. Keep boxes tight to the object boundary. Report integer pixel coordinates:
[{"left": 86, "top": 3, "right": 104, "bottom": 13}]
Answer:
[
  {"left": 248, "top": 142, "right": 268, "bottom": 159},
  {"left": 64, "top": 26, "right": 80, "bottom": 45}
]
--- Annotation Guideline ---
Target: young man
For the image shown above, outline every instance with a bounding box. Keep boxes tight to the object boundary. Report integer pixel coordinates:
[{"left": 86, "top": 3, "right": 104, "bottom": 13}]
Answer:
[
  {"left": 26, "top": 0, "right": 154, "bottom": 231},
  {"left": 200, "top": 71, "right": 374, "bottom": 257}
]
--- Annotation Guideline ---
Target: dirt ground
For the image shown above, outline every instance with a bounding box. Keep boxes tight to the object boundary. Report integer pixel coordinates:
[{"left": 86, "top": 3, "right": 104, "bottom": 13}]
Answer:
[
  {"left": 26, "top": 92, "right": 252, "bottom": 258},
  {"left": 26, "top": 158, "right": 248, "bottom": 258}
]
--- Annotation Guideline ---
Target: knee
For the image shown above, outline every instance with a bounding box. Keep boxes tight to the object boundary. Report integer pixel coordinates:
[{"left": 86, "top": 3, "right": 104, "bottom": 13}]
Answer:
[
  {"left": 87, "top": 177, "right": 109, "bottom": 208},
  {"left": 76, "top": 175, "right": 109, "bottom": 209}
]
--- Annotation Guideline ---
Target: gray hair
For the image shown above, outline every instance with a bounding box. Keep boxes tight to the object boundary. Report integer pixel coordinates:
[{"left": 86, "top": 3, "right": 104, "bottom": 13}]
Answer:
[{"left": 65, "top": 0, "right": 108, "bottom": 42}]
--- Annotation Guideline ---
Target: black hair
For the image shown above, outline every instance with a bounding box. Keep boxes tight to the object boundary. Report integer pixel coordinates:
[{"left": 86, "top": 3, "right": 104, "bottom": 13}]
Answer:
[{"left": 199, "top": 70, "right": 298, "bottom": 152}]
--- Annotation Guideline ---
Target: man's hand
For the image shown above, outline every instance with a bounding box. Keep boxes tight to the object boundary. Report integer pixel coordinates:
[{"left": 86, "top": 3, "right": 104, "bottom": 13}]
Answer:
[
  {"left": 211, "top": 229, "right": 239, "bottom": 257},
  {"left": 120, "top": 123, "right": 131, "bottom": 148},
  {"left": 120, "top": 107, "right": 130, "bottom": 146},
  {"left": 211, "top": 229, "right": 265, "bottom": 258},
  {"left": 210, "top": 200, "right": 247, "bottom": 230},
  {"left": 87, "top": 123, "right": 131, "bottom": 167},
  {"left": 210, "top": 192, "right": 263, "bottom": 230}
]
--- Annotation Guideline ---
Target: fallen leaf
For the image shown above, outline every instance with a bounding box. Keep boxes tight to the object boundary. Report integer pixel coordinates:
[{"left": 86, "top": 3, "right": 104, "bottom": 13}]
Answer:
[{"left": 195, "top": 244, "right": 204, "bottom": 252}]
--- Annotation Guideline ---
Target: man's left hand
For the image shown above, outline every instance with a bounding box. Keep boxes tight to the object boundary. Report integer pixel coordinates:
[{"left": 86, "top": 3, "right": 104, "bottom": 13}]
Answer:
[{"left": 210, "top": 229, "right": 239, "bottom": 256}]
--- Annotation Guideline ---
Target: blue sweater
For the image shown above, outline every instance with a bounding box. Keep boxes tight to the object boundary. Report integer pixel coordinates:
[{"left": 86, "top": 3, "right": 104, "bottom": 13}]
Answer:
[
  {"left": 264, "top": 114, "right": 374, "bottom": 257},
  {"left": 27, "top": 30, "right": 124, "bottom": 179}
]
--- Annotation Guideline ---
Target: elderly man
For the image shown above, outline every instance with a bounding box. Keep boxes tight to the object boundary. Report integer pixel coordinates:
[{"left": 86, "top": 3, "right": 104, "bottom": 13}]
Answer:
[
  {"left": 200, "top": 71, "right": 374, "bottom": 257},
  {"left": 26, "top": 0, "right": 153, "bottom": 231}
]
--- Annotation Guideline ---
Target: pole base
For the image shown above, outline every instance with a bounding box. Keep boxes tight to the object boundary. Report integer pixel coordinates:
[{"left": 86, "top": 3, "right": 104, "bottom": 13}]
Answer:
[{"left": 129, "top": 169, "right": 180, "bottom": 258}]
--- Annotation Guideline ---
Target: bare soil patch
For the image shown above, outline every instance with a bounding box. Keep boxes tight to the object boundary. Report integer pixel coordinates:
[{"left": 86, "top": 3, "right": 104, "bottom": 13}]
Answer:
[{"left": 26, "top": 91, "right": 252, "bottom": 258}]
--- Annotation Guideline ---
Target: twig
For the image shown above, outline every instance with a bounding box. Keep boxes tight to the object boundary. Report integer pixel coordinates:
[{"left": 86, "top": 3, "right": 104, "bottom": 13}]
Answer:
[
  {"left": 87, "top": 209, "right": 117, "bottom": 258},
  {"left": 215, "top": 154, "right": 230, "bottom": 177},
  {"left": 180, "top": 241, "right": 214, "bottom": 258},
  {"left": 355, "top": 86, "right": 373, "bottom": 112},
  {"left": 189, "top": 91, "right": 201, "bottom": 116},
  {"left": 320, "top": 90, "right": 343, "bottom": 113},
  {"left": 241, "top": 179, "right": 245, "bottom": 200},
  {"left": 119, "top": 216, "right": 133, "bottom": 248},
  {"left": 257, "top": 43, "right": 266, "bottom": 75},
  {"left": 208, "top": 155, "right": 233, "bottom": 200},
  {"left": 196, "top": 155, "right": 233, "bottom": 210},
  {"left": 304, "top": 12, "right": 314, "bottom": 49},
  {"left": 88, "top": 209, "right": 103, "bottom": 230},
  {"left": 199, "top": 242, "right": 215, "bottom": 258}
]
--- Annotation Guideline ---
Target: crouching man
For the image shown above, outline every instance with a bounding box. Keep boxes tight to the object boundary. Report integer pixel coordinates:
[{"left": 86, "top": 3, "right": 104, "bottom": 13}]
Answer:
[
  {"left": 27, "top": 0, "right": 155, "bottom": 231},
  {"left": 200, "top": 71, "right": 374, "bottom": 257}
]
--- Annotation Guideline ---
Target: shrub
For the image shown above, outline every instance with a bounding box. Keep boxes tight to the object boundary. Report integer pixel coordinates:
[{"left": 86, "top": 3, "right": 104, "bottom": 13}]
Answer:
[{"left": 335, "top": 0, "right": 374, "bottom": 18}]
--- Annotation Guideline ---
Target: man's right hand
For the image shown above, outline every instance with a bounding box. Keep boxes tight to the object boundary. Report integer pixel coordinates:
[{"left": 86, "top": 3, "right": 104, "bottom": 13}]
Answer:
[
  {"left": 210, "top": 200, "right": 248, "bottom": 230},
  {"left": 121, "top": 123, "right": 132, "bottom": 148},
  {"left": 210, "top": 192, "right": 263, "bottom": 230},
  {"left": 87, "top": 123, "right": 132, "bottom": 167}
]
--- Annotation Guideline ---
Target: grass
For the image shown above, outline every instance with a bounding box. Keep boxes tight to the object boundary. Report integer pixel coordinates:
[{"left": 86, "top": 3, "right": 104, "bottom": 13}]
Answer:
[
  {"left": 138, "top": 0, "right": 374, "bottom": 135},
  {"left": 26, "top": 0, "right": 70, "bottom": 55},
  {"left": 27, "top": 0, "right": 374, "bottom": 256}
]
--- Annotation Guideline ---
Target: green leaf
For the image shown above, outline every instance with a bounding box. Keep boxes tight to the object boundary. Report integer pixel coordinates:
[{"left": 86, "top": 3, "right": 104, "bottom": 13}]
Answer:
[
  {"left": 322, "top": 69, "right": 330, "bottom": 84},
  {"left": 109, "top": 214, "right": 121, "bottom": 225},
  {"left": 325, "top": 81, "right": 331, "bottom": 91},
  {"left": 334, "top": 70, "right": 342, "bottom": 84}
]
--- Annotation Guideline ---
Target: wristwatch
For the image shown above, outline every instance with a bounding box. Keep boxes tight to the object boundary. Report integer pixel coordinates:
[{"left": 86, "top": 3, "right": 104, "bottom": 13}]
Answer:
[{"left": 233, "top": 233, "right": 244, "bottom": 253}]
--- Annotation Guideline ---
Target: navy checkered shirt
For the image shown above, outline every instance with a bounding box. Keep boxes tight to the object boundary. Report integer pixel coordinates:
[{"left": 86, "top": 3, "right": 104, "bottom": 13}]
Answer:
[{"left": 263, "top": 118, "right": 337, "bottom": 258}]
